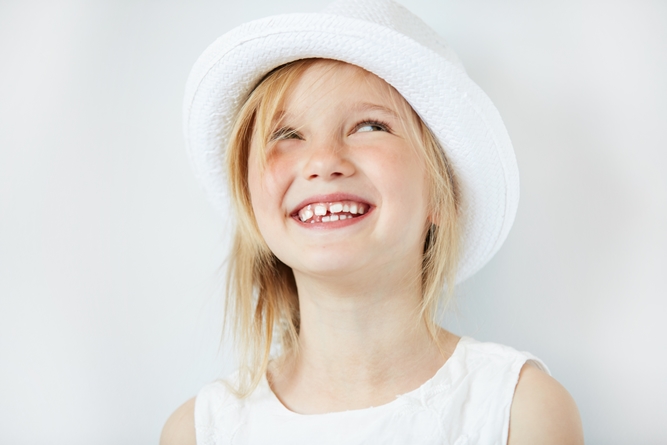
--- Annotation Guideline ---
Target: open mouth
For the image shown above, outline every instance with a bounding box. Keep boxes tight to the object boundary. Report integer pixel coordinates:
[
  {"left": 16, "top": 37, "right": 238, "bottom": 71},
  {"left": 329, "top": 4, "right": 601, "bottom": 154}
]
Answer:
[{"left": 295, "top": 200, "right": 370, "bottom": 224}]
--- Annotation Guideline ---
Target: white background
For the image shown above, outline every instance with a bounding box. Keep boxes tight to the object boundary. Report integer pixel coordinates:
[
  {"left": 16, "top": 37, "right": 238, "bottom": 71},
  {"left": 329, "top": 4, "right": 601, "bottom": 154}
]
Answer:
[{"left": 1, "top": 0, "right": 665, "bottom": 443}]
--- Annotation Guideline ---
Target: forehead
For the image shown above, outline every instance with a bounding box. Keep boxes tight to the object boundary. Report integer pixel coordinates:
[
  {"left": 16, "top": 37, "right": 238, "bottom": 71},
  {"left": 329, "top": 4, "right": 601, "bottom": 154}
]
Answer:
[{"left": 280, "top": 60, "right": 407, "bottom": 117}]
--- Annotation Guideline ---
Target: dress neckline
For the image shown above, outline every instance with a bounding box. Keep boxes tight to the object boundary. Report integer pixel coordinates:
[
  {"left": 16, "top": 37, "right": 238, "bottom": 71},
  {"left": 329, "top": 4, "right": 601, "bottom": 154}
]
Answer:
[{"left": 261, "top": 335, "right": 470, "bottom": 417}]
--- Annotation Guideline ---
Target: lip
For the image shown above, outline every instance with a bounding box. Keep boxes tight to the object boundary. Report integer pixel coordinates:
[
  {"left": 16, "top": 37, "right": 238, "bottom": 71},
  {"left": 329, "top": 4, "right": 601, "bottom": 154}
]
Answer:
[{"left": 289, "top": 193, "right": 374, "bottom": 229}]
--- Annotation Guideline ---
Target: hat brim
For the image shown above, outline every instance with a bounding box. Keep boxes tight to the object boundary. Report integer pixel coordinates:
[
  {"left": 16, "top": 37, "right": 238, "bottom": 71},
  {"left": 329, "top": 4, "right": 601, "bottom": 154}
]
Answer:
[{"left": 183, "top": 12, "right": 519, "bottom": 283}]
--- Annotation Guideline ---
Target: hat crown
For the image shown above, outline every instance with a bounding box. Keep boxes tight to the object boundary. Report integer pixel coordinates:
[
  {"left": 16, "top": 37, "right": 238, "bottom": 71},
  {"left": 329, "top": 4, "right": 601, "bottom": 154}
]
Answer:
[{"left": 322, "top": 0, "right": 464, "bottom": 70}]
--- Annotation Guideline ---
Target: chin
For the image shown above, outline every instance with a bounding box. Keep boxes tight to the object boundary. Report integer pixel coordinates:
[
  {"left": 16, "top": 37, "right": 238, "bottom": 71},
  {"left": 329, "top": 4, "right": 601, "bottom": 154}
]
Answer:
[{"left": 286, "top": 250, "right": 372, "bottom": 279}]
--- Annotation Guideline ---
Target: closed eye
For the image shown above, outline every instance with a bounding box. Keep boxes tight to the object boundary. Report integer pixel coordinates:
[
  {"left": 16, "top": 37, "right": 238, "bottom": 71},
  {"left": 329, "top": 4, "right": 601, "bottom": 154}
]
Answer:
[
  {"left": 270, "top": 127, "right": 302, "bottom": 141},
  {"left": 355, "top": 120, "right": 392, "bottom": 133}
]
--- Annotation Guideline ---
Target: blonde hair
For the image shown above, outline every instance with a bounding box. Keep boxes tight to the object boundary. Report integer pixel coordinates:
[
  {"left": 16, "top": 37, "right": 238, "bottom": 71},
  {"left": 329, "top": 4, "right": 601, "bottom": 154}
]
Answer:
[{"left": 225, "top": 59, "right": 460, "bottom": 397}]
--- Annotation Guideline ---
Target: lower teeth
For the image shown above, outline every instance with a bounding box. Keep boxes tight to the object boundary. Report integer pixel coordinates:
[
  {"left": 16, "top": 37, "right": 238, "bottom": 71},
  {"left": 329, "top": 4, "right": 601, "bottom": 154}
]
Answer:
[{"left": 301, "top": 213, "right": 356, "bottom": 223}]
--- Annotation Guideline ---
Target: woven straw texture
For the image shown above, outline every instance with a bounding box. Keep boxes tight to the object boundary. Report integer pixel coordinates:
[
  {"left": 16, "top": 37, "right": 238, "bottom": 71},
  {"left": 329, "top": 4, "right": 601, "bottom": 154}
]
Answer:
[{"left": 183, "top": 0, "right": 519, "bottom": 283}]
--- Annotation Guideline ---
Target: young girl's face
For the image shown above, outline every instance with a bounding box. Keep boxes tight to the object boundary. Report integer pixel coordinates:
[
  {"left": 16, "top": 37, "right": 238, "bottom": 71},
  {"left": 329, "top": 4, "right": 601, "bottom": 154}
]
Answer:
[{"left": 247, "top": 60, "right": 430, "bottom": 279}]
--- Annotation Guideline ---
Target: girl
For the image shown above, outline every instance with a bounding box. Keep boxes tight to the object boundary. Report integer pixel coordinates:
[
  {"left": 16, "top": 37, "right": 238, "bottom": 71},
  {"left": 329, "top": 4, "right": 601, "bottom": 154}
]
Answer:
[{"left": 164, "top": 0, "right": 583, "bottom": 443}]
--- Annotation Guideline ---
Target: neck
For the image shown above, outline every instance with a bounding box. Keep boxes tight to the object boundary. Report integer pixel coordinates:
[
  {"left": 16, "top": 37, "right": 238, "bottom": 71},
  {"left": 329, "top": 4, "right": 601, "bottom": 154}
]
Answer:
[{"left": 268, "top": 265, "right": 458, "bottom": 414}]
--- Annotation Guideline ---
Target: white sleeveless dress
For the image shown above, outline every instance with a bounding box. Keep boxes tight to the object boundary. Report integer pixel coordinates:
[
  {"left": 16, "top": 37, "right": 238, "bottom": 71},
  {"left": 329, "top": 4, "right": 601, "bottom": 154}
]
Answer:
[{"left": 194, "top": 337, "right": 549, "bottom": 445}]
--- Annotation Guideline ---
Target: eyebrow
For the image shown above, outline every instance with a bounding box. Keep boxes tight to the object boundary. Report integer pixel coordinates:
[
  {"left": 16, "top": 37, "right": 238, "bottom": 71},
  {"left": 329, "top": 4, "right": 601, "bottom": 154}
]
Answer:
[
  {"left": 271, "top": 101, "right": 401, "bottom": 129},
  {"left": 350, "top": 102, "right": 400, "bottom": 119}
]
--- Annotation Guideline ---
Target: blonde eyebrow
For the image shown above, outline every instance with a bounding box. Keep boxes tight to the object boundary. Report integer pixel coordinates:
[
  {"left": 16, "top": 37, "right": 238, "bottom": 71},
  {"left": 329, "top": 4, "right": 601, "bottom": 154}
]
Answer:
[
  {"left": 274, "top": 101, "right": 398, "bottom": 120},
  {"left": 270, "top": 110, "right": 287, "bottom": 127},
  {"left": 349, "top": 102, "right": 400, "bottom": 119}
]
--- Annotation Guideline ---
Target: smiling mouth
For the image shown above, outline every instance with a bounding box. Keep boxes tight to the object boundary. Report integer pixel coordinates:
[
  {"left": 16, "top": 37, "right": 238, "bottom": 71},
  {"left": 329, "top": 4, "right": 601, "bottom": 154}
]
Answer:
[{"left": 295, "top": 200, "right": 370, "bottom": 223}]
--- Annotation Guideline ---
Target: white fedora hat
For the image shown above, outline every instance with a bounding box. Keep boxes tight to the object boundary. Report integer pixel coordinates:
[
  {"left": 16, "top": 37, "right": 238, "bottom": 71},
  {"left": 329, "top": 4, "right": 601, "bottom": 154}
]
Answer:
[{"left": 183, "top": 0, "right": 519, "bottom": 283}]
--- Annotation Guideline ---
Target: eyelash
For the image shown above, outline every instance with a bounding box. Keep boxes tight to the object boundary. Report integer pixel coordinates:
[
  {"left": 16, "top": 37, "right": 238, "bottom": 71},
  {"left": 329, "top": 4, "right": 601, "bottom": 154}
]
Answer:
[
  {"left": 269, "top": 119, "right": 393, "bottom": 142},
  {"left": 269, "top": 127, "right": 301, "bottom": 141},
  {"left": 354, "top": 119, "right": 392, "bottom": 133}
]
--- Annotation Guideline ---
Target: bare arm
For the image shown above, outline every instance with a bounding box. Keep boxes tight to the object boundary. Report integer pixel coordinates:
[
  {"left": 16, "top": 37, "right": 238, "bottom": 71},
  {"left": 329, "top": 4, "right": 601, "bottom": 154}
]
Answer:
[
  {"left": 508, "top": 363, "right": 584, "bottom": 445},
  {"left": 160, "top": 397, "right": 196, "bottom": 445}
]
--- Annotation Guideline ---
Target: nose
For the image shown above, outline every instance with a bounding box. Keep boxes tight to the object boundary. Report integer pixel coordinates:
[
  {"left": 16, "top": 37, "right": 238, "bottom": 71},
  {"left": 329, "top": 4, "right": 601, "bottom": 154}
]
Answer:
[{"left": 302, "top": 139, "right": 355, "bottom": 181}]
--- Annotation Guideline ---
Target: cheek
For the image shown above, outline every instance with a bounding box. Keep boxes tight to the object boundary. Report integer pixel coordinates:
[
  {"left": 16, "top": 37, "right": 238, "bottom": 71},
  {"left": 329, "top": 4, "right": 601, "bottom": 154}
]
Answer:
[
  {"left": 247, "top": 151, "right": 295, "bottom": 236},
  {"left": 366, "top": 146, "right": 430, "bottom": 249},
  {"left": 370, "top": 147, "right": 428, "bottom": 208}
]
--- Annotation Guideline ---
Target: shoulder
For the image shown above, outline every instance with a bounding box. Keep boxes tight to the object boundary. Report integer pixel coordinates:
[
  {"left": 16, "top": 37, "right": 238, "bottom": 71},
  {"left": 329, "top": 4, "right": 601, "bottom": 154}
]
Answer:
[
  {"left": 508, "top": 363, "right": 584, "bottom": 445},
  {"left": 160, "top": 397, "right": 196, "bottom": 445}
]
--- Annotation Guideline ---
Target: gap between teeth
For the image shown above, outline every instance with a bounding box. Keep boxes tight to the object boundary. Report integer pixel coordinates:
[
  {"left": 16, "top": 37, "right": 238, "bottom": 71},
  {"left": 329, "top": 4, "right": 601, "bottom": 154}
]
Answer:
[{"left": 298, "top": 201, "right": 368, "bottom": 222}]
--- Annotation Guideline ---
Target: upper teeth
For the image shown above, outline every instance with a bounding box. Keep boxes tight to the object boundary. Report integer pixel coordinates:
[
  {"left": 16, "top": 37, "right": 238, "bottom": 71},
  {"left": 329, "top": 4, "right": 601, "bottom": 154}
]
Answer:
[
  {"left": 297, "top": 200, "right": 369, "bottom": 223},
  {"left": 314, "top": 205, "right": 327, "bottom": 216}
]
